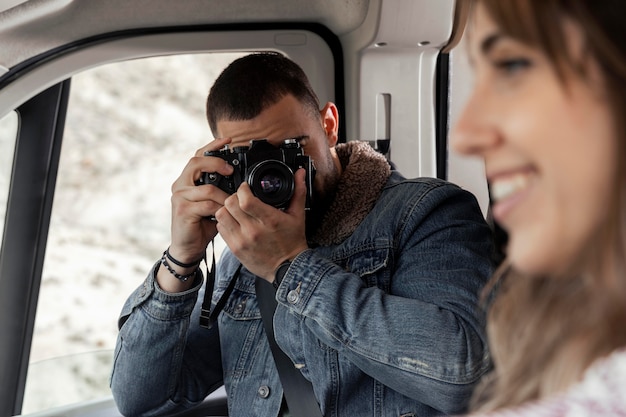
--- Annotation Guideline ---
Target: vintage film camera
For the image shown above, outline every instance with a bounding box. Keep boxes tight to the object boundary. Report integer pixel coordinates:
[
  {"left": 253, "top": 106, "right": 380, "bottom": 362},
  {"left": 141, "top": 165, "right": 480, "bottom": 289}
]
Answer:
[{"left": 197, "top": 139, "right": 315, "bottom": 210}]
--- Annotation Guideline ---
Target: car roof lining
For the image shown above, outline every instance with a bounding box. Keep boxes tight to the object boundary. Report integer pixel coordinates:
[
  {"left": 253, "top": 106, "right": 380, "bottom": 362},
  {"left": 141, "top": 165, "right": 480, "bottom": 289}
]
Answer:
[
  {"left": 0, "top": 27, "right": 341, "bottom": 126},
  {"left": 0, "top": 0, "right": 370, "bottom": 70}
]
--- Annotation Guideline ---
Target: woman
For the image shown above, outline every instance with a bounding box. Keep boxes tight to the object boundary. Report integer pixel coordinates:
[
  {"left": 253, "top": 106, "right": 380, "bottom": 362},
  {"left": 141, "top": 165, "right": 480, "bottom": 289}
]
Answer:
[{"left": 453, "top": 0, "right": 626, "bottom": 414}]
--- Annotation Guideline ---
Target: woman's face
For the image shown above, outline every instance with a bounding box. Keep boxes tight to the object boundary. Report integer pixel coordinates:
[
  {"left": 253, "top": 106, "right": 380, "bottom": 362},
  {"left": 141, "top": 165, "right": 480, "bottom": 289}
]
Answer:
[{"left": 453, "top": 3, "right": 618, "bottom": 277}]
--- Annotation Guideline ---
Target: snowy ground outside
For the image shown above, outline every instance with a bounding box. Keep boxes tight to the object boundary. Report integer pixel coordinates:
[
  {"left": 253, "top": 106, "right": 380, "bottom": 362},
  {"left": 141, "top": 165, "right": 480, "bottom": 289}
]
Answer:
[{"left": 1, "top": 52, "right": 244, "bottom": 413}]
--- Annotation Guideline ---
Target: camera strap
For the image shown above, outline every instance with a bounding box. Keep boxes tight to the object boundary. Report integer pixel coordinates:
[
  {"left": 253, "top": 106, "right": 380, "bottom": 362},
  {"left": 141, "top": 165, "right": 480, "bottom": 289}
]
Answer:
[
  {"left": 199, "top": 242, "right": 242, "bottom": 329},
  {"left": 198, "top": 246, "right": 323, "bottom": 416},
  {"left": 256, "top": 277, "right": 324, "bottom": 417}
]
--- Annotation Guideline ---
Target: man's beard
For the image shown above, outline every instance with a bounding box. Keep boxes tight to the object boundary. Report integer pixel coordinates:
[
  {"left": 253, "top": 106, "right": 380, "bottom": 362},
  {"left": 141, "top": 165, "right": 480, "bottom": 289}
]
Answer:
[{"left": 304, "top": 167, "right": 340, "bottom": 244}]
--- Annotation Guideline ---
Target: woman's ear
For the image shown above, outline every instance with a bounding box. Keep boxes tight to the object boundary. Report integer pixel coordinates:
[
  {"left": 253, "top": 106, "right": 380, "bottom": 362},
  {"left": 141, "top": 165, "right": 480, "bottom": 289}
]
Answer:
[{"left": 320, "top": 102, "right": 339, "bottom": 147}]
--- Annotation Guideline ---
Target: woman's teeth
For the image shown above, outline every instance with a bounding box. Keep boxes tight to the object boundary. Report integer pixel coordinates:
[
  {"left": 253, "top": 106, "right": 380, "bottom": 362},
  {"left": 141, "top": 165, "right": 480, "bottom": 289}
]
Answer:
[{"left": 490, "top": 173, "right": 530, "bottom": 202}]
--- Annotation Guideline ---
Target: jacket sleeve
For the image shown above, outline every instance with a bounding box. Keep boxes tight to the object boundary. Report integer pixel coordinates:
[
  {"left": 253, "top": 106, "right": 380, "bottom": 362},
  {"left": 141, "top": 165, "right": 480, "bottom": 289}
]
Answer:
[
  {"left": 110, "top": 264, "right": 224, "bottom": 417},
  {"left": 273, "top": 181, "right": 495, "bottom": 414}
]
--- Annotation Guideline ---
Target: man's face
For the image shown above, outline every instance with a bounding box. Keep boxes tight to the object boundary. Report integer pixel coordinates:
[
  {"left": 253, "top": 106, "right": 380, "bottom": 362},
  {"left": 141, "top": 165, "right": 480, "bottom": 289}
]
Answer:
[{"left": 215, "top": 94, "right": 341, "bottom": 206}]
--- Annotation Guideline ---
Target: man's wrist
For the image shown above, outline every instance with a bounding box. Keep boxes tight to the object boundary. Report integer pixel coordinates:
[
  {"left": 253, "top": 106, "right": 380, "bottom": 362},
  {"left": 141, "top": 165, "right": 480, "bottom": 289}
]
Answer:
[
  {"left": 165, "top": 246, "right": 204, "bottom": 268},
  {"left": 161, "top": 251, "right": 199, "bottom": 282},
  {"left": 155, "top": 259, "right": 198, "bottom": 294},
  {"left": 166, "top": 246, "right": 205, "bottom": 267},
  {"left": 272, "top": 259, "right": 291, "bottom": 289}
]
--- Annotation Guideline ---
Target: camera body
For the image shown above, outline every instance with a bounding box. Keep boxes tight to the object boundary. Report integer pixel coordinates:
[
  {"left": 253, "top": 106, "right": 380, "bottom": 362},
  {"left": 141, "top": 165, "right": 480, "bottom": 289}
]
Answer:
[{"left": 198, "top": 139, "right": 315, "bottom": 209}]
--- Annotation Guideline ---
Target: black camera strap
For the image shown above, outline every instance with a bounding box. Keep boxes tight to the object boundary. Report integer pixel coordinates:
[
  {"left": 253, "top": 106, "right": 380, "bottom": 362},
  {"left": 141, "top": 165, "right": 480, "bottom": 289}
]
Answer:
[
  {"left": 256, "top": 276, "right": 324, "bottom": 417},
  {"left": 199, "top": 246, "right": 241, "bottom": 329},
  {"left": 199, "top": 247, "right": 322, "bottom": 416}
]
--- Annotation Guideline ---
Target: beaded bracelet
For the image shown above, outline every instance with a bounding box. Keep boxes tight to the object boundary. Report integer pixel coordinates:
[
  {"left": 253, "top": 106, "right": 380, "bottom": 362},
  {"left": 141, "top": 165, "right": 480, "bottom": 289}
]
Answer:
[
  {"left": 165, "top": 247, "right": 204, "bottom": 268},
  {"left": 160, "top": 252, "right": 198, "bottom": 282}
]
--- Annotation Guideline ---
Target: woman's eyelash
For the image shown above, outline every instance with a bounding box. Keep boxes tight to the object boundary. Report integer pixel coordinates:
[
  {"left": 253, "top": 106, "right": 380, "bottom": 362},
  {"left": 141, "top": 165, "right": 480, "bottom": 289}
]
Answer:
[{"left": 494, "top": 58, "right": 531, "bottom": 74}]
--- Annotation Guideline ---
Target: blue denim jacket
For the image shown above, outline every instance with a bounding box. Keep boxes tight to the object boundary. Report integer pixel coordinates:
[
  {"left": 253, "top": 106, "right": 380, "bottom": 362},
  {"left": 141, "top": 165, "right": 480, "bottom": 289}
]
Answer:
[{"left": 111, "top": 173, "right": 495, "bottom": 417}]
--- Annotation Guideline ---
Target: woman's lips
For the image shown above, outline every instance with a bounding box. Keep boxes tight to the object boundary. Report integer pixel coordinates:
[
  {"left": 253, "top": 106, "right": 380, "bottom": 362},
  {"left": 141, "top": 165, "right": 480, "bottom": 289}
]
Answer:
[{"left": 489, "top": 169, "right": 534, "bottom": 222}]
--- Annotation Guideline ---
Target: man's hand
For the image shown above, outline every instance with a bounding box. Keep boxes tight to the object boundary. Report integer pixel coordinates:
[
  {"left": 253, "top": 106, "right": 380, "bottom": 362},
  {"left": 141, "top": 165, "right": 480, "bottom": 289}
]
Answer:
[
  {"left": 215, "top": 168, "right": 309, "bottom": 281},
  {"left": 159, "top": 137, "right": 234, "bottom": 292}
]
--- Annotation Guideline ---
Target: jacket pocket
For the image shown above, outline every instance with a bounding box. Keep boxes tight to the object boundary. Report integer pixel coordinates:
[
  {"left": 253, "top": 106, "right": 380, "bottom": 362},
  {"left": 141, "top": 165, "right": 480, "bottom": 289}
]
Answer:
[
  {"left": 334, "top": 239, "right": 392, "bottom": 290},
  {"left": 221, "top": 276, "right": 262, "bottom": 321}
]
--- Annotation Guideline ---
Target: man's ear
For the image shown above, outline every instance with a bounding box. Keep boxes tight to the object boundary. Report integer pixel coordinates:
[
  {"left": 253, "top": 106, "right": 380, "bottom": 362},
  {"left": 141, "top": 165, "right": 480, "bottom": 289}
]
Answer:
[{"left": 320, "top": 102, "right": 339, "bottom": 147}]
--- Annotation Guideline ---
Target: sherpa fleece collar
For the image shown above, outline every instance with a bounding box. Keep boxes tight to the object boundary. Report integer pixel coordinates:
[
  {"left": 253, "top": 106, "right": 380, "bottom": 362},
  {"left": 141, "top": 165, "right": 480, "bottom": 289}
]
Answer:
[{"left": 310, "top": 140, "right": 392, "bottom": 246}]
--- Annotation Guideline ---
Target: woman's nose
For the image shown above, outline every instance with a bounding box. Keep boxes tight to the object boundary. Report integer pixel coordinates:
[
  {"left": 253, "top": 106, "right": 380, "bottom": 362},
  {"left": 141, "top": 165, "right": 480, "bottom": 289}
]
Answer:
[{"left": 451, "top": 88, "right": 500, "bottom": 156}]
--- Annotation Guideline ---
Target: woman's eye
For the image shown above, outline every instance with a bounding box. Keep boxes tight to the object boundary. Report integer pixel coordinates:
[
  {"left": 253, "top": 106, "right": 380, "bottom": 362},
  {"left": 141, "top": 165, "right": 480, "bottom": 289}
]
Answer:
[{"left": 494, "top": 58, "right": 531, "bottom": 75}]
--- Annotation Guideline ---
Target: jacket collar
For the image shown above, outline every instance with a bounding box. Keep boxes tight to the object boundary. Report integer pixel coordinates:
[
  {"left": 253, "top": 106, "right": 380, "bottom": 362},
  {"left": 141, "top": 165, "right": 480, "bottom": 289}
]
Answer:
[{"left": 311, "top": 141, "right": 391, "bottom": 246}]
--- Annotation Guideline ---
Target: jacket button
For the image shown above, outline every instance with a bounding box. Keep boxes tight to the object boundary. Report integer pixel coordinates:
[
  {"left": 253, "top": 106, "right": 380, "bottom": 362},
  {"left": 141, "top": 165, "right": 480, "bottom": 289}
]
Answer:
[
  {"left": 257, "top": 385, "right": 270, "bottom": 398},
  {"left": 287, "top": 290, "right": 299, "bottom": 304},
  {"left": 234, "top": 300, "right": 246, "bottom": 314}
]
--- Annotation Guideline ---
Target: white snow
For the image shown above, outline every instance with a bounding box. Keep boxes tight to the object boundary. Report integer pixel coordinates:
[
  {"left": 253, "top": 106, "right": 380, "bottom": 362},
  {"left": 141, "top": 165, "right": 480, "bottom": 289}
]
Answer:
[{"left": 2, "top": 52, "right": 243, "bottom": 413}]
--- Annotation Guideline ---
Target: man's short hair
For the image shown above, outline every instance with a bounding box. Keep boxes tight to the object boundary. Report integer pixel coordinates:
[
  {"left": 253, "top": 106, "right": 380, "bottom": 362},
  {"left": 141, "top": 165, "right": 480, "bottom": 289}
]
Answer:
[{"left": 206, "top": 52, "right": 321, "bottom": 135}]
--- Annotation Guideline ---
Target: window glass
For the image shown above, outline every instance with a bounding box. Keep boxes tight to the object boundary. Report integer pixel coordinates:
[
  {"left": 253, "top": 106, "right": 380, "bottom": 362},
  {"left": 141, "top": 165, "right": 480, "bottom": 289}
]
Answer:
[
  {"left": 23, "top": 53, "right": 243, "bottom": 414},
  {"left": 0, "top": 111, "right": 18, "bottom": 246}
]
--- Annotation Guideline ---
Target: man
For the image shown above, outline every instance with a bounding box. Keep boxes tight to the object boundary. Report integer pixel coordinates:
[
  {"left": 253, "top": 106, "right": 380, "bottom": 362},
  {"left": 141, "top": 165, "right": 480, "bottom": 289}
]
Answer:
[{"left": 111, "top": 52, "right": 495, "bottom": 416}]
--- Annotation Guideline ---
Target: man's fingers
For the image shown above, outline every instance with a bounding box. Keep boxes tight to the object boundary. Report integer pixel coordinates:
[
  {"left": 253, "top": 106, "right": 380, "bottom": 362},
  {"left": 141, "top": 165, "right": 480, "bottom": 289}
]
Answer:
[
  {"left": 215, "top": 204, "right": 241, "bottom": 241},
  {"left": 172, "top": 183, "right": 230, "bottom": 219},
  {"left": 194, "top": 137, "right": 232, "bottom": 157},
  {"left": 172, "top": 149, "right": 234, "bottom": 192},
  {"left": 286, "top": 168, "right": 307, "bottom": 216},
  {"left": 233, "top": 183, "right": 277, "bottom": 221},
  {"left": 225, "top": 170, "right": 306, "bottom": 222}
]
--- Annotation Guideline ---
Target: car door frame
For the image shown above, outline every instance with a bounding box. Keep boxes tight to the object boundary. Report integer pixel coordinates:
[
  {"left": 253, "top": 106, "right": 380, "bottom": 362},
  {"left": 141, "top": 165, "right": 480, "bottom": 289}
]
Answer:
[
  {"left": 0, "top": 23, "right": 343, "bottom": 416},
  {"left": 0, "top": 80, "right": 70, "bottom": 416}
]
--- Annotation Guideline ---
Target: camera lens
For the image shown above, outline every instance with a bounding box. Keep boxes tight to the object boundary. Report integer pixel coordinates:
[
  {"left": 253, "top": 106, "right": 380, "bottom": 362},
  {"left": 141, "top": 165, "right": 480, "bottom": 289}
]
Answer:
[
  {"left": 247, "top": 161, "right": 295, "bottom": 208},
  {"left": 259, "top": 174, "right": 283, "bottom": 193}
]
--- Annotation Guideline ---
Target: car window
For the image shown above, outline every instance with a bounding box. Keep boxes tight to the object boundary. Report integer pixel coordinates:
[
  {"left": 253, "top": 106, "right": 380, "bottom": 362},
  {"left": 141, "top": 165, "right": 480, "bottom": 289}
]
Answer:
[
  {"left": 22, "top": 53, "right": 241, "bottom": 415},
  {"left": 0, "top": 111, "right": 18, "bottom": 246}
]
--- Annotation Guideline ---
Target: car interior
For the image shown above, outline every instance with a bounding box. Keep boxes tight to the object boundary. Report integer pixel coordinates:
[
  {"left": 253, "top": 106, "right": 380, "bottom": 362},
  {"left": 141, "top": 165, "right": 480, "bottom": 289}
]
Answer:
[{"left": 0, "top": 0, "right": 489, "bottom": 416}]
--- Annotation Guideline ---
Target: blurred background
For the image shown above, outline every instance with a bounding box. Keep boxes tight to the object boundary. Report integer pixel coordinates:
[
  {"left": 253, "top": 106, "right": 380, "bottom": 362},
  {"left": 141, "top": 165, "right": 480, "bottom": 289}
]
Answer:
[{"left": 0, "top": 53, "right": 244, "bottom": 413}]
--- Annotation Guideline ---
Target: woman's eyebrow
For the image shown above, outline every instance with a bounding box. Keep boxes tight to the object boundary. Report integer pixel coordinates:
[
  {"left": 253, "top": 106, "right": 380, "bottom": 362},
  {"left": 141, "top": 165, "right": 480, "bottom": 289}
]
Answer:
[
  {"left": 481, "top": 32, "right": 503, "bottom": 56},
  {"left": 467, "top": 31, "right": 503, "bottom": 67}
]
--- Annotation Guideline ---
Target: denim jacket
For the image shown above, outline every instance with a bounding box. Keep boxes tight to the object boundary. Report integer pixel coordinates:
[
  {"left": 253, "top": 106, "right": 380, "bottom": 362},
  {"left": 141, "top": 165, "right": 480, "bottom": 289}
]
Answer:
[{"left": 111, "top": 173, "right": 495, "bottom": 417}]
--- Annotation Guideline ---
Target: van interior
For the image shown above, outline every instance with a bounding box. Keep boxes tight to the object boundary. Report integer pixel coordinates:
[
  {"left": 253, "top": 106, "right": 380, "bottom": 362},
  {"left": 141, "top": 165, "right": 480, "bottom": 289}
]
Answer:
[{"left": 0, "top": 0, "right": 488, "bottom": 415}]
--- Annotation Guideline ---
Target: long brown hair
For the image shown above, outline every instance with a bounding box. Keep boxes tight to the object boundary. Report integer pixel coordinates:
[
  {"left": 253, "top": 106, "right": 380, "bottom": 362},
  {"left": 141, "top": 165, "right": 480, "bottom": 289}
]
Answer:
[{"left": 469, "top": 0, "right": 626, "bottom": 410}]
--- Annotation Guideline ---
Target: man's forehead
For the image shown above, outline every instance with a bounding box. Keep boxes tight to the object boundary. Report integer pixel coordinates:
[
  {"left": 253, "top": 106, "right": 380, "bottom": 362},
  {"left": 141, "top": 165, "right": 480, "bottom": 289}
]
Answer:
[
  {"left": 216, "top": 101, "right": 317, "bottom": 146},
  {"left": 217, "top": 119, "right": 298, "bottom": 140}
]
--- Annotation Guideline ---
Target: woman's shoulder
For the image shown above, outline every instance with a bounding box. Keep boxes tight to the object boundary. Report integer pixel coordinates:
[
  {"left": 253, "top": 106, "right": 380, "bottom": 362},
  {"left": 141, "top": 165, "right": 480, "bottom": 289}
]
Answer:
[
  {"left": 571, "top": 347, "right": 626, "bottom": 407},
  {"left": 469, "top": 348, "right": 626, "bottom": 417}
]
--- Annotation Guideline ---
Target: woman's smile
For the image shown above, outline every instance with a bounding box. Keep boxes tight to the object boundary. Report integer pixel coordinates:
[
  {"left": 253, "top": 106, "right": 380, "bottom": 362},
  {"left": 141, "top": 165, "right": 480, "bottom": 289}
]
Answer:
[{"left": 489, "top": 167, "right": 535, "bottom": 221}]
